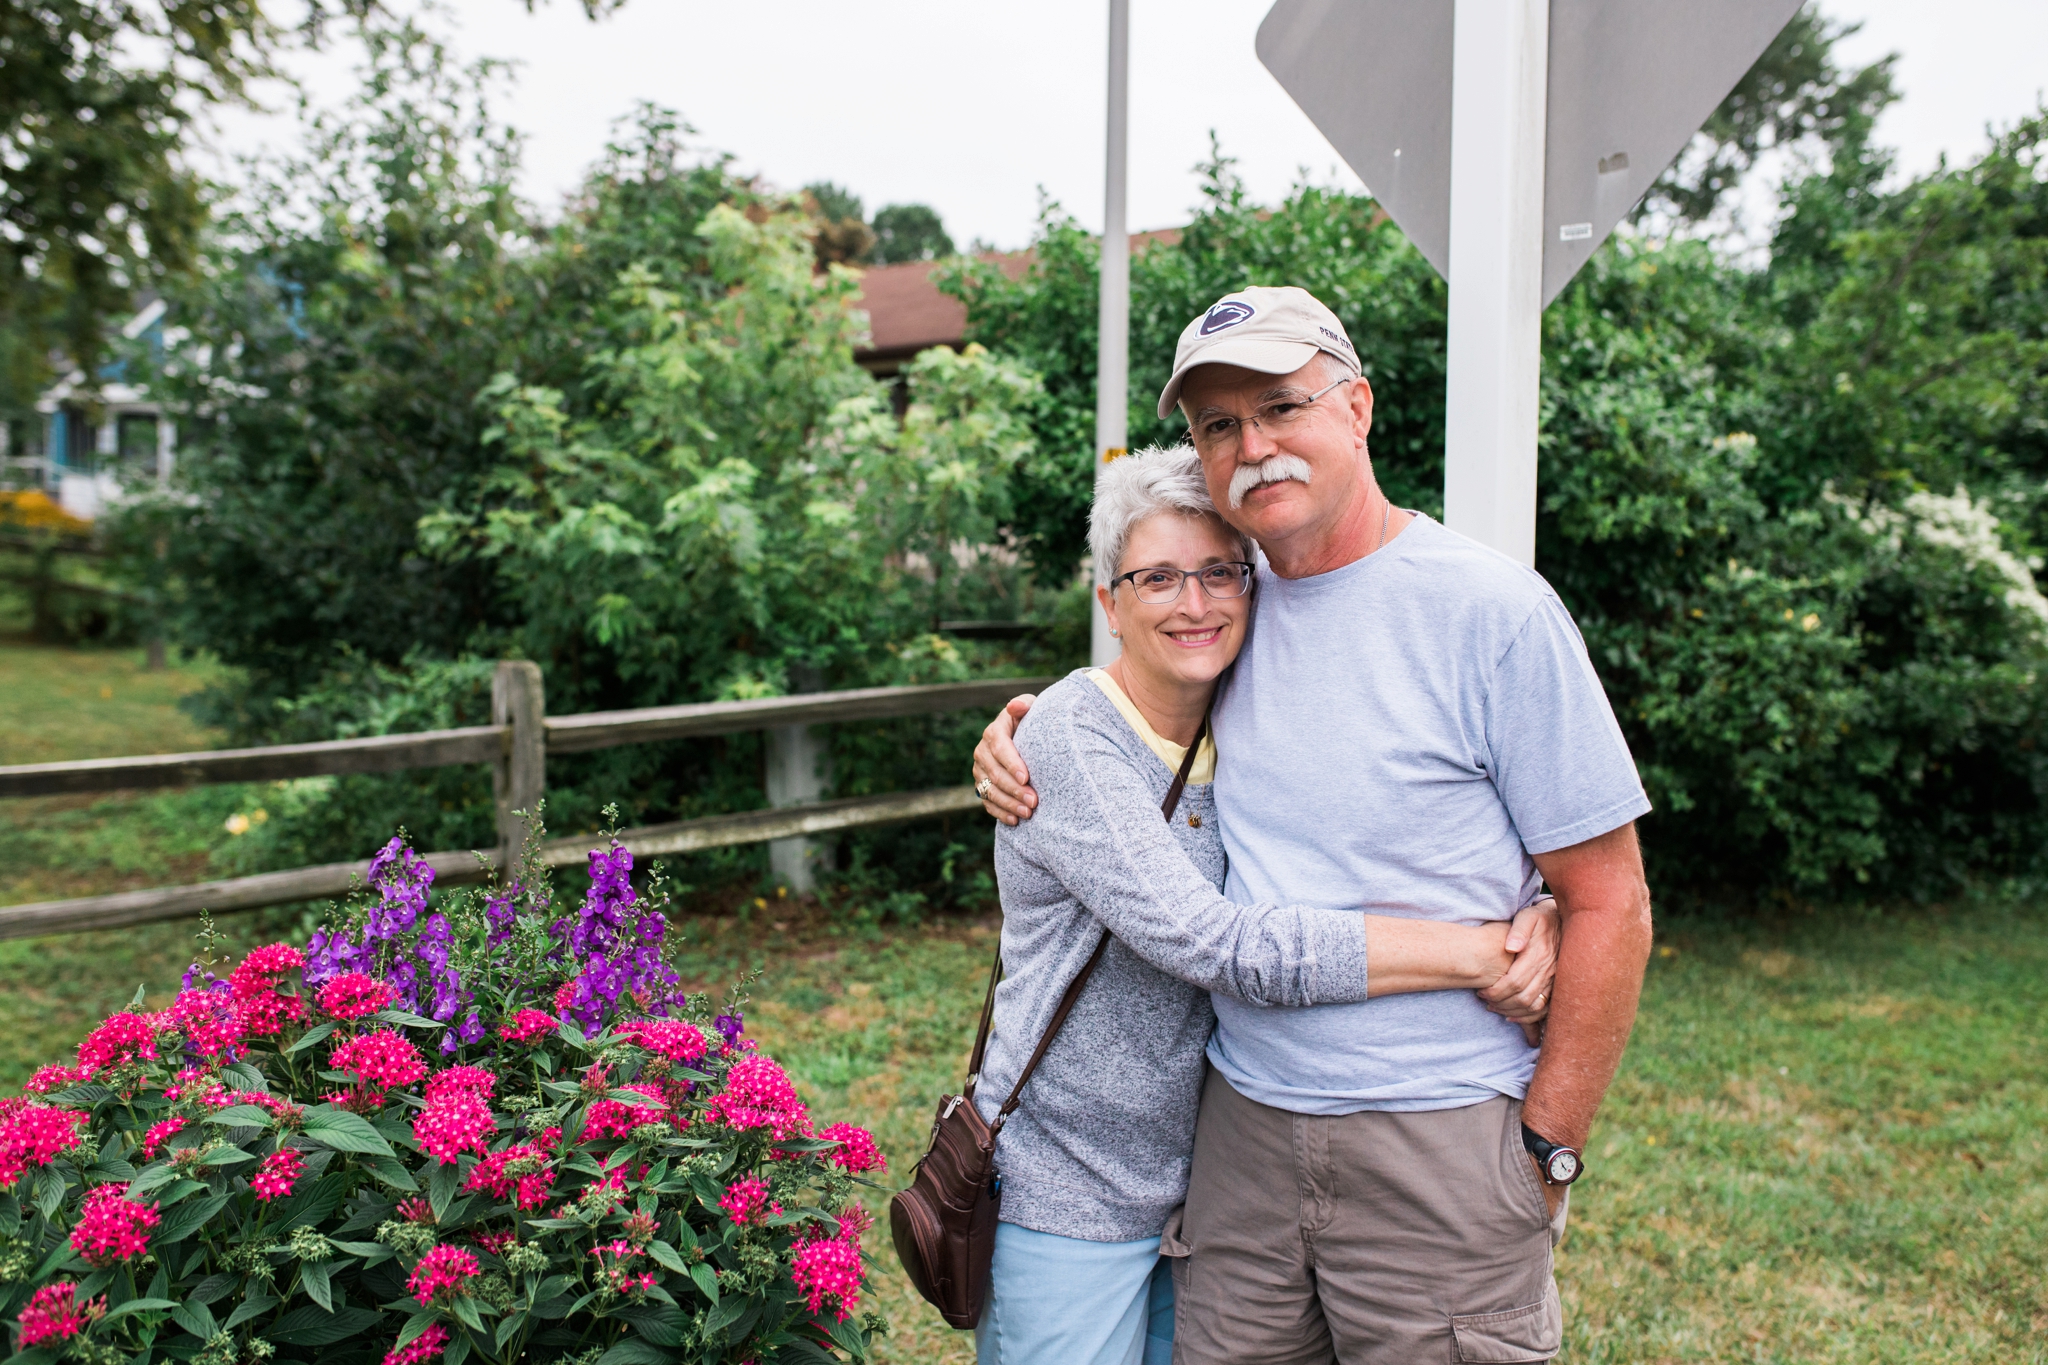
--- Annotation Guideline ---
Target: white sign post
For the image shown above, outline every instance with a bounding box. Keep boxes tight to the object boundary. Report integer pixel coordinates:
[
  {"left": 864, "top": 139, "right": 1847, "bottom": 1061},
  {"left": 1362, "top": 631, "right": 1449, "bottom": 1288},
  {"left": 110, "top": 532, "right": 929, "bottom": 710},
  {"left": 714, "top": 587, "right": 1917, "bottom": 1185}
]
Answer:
[
  {"left": 1092, "top": 0, "right": 1131, "bottom": 668},
  {"left": 1443, "top": 0, "right": 1549, "bottom": 568},
  {"left": 1257, "top": 0, "right": 1804, "bottom": 565}
]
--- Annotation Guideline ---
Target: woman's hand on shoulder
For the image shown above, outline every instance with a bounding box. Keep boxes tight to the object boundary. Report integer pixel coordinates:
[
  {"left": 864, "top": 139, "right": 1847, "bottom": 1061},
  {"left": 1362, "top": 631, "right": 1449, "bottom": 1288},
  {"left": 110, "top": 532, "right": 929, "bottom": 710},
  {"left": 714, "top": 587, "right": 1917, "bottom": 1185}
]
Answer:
[{"left": 1476, "top": 897, "right": 1560, "bottom": 1038}]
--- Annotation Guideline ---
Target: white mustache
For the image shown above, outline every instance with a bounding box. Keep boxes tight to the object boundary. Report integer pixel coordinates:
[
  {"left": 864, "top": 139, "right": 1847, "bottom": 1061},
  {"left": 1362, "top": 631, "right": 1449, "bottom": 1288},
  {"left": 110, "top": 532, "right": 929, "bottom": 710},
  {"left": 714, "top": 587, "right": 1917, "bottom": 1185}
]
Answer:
[{"left": 1227, "top": 454, "right": 1314, "bottom": 510}]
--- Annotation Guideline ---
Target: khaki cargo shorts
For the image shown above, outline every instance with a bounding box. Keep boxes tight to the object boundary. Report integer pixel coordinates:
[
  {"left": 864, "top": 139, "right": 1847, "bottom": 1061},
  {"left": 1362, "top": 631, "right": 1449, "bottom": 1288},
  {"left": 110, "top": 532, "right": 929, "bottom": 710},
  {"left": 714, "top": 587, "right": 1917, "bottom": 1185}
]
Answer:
[{"left": 1165, "top": 1070, "right": 1567, "bottom": 1364}]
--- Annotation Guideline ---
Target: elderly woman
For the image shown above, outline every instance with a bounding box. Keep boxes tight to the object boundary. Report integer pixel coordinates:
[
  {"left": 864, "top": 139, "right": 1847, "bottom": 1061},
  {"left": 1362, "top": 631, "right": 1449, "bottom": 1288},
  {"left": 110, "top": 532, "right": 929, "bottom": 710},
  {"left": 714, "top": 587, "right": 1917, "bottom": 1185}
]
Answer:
[{"left": 971, "top": 446, "right": 1557, "bottom": 1365}]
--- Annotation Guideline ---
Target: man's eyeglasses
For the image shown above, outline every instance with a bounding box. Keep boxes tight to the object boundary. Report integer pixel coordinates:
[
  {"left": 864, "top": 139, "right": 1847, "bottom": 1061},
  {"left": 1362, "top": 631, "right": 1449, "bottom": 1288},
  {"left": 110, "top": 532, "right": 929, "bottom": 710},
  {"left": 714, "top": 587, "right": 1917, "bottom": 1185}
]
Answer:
[
  {"left": 1110, "top": 562, "right": 1255, "bottom": 605},
  {"left": 1189, "top": 376, "right": 1351, "bottom": 457}
]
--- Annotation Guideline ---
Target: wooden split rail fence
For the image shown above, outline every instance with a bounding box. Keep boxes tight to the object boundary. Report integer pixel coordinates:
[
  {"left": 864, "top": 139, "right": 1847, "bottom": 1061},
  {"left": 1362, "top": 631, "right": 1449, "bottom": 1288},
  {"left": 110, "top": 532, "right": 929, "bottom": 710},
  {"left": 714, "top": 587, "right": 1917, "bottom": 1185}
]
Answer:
[{"left": 0, "top": 662, "right": 1049, "bottom": 942}]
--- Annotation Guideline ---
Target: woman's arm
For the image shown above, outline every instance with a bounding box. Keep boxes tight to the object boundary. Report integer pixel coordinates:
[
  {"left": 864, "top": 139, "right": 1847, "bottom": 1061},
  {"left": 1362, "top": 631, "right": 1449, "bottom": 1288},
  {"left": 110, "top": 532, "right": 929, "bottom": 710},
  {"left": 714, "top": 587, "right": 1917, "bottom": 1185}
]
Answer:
[
  {"left": 1010, "top": 702, "right": 1373, "bottom": 1008},
  {"left": 1364, "top": 899, "right": 1558, "bottom": 1012}
]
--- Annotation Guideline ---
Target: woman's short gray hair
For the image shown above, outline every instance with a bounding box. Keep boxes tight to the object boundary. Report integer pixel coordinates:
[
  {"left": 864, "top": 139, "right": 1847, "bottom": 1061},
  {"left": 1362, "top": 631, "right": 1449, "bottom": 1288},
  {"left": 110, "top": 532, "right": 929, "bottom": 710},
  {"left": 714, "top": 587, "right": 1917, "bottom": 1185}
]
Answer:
[{"left": 1088, "top": 444, "right": 1255, "bottom": 585}]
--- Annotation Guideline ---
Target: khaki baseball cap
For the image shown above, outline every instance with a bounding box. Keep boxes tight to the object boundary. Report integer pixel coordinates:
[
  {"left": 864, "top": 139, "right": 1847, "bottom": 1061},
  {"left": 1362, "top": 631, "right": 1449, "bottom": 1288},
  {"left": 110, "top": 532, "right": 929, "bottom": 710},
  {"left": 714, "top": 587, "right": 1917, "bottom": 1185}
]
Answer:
[{"left": 1156, "top": 285, "right": 1361, "bottom": 419}]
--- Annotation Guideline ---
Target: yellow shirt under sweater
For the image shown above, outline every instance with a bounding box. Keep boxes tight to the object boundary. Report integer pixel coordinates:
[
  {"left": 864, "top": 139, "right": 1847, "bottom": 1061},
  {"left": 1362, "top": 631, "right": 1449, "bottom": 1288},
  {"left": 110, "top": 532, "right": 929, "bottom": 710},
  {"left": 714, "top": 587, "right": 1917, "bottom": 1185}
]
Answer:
[{"left": 1086, "top": 668, "right": 1216, "bottom": 784}]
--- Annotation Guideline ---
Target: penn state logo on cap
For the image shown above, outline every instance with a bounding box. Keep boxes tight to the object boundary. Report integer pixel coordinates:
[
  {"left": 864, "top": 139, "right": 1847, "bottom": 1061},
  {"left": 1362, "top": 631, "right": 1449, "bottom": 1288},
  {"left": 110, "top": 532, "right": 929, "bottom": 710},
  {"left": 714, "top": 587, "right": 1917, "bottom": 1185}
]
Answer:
[{"left": 1200, "top": 300, "right": 1255, "bottom": 335}]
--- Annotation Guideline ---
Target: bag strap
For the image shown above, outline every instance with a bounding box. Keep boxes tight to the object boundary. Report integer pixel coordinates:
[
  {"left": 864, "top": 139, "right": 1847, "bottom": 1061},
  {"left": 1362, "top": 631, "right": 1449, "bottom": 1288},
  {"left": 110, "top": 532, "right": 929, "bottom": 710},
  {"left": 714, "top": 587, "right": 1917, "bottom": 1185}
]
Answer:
[
  {"left": 987, "top": 711, "right": 1210, "bottom": 1133},
  {"left": 963, "top": 944, "right": 1003, "bottom": 1097}
]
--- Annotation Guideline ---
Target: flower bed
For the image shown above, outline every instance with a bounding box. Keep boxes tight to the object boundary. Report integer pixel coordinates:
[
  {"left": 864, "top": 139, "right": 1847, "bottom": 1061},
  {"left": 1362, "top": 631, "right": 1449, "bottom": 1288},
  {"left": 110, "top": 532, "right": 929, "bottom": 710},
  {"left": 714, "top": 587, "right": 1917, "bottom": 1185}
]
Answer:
[{"left": 0, "top": 826, "right": 888, "bottom": 1365}]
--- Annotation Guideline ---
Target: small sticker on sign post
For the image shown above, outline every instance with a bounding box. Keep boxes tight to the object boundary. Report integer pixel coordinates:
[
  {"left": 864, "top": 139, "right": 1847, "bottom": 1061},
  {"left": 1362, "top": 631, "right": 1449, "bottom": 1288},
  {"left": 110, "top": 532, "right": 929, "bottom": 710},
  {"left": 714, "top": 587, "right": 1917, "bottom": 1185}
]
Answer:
[{"left": 1559, "top": 223, "right": 1593, "bottom": 242}]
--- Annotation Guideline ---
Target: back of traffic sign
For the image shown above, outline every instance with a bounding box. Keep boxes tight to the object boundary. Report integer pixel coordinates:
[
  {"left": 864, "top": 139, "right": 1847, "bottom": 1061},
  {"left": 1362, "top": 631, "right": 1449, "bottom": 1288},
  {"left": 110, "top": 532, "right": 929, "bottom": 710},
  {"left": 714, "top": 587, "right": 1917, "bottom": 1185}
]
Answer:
[{"left": 1256, "top": 0, "right": 1804, "bottom": 304}]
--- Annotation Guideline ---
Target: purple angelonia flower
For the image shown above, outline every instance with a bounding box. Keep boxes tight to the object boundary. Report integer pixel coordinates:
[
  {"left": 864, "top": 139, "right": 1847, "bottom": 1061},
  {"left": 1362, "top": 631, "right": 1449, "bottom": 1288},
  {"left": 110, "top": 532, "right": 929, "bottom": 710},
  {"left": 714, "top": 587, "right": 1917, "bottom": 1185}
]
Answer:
[{"left": 715, "top": 1013, "right": 745, "bottom": 1047}]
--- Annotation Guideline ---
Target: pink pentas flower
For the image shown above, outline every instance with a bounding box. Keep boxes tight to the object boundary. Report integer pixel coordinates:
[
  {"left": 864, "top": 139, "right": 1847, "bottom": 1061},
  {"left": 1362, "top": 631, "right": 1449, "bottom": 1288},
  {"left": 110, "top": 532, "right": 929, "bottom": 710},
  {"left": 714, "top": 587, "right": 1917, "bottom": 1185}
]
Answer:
[
  {"left": 233, "top": 987, "right": 305, "bottom": 1040},
  {"left": 719, "top": 1176, "right": 771, "bottom": 1226},
  {"left": 406, "top": 1244, "right": 481, "bottom": 1306},
  {"left": 331, "top": 1030, "right": 428, "bottom": 1090},
  {"left": 250, "top": 1148, "right": 305, "bottom": 1202},
  {"left": 165, "top": 989, "right": 244, "bottom": 1060},
  {"left": 462, "top": 1143, "right": 555, "bottom": 1211},
  {"left": 623, "top": 1019, "right": 708, "bottom": 1064},
  {"left": 163, "top": 1066, "right": 225, "bottom": 1105},
  {"left": 75, "top": 1012, "right": 158, "bottom": 1074},
  {"left": 228, "top": 943, "right": 305, "bottom": 999},
  {"left": 24, "top": 1064, "right": 92, "bottom": 1095},
  {"left": 705, "top": 1055, "right": 812, "bottom": 1141},
  {"left": 583, "top": 1084, "right": 667, "bottom": 1140},
  {"left": 473, "top": 1229, "right": 516, "bottom": 1256},
  {"left": 70, "top": 1183, "right": 159, "bottom": 1266},
  {"left": 499, "top": 1010, "right": 557, "bottom": 1043},
  {"left": 414, "top": 1090, "right": 495, "bottom": 1165},
  {"left": 818, "top": 1122, "right": 886, "bottom": 1174},
  {"left": 396, "top": 1197, "right": 436, "bottom": 1224},
  {"left": 835, "top": 1203, "right": 873, "bottom": 1245},
  {"left": 790, "top": 1234, "right": 864, "bottom": 1321},
  {"left": 140, "top": 1117, "right": 188, "bottom": 1160},
  {"left": 423, "top": 1067, "right": 496, "bottom": 1102},
  {"left": 317, "top": 973, "right": 399, "bottom": 1020},
  {"left": 0, "top": 1100, "right": 86, "bottom": 1188},
  {"left": 384, "top": 1321, "right": 449, "bottom": 1365},
  {"left": 15, "top": 1283, "right": 104, "bottom": 1348}
]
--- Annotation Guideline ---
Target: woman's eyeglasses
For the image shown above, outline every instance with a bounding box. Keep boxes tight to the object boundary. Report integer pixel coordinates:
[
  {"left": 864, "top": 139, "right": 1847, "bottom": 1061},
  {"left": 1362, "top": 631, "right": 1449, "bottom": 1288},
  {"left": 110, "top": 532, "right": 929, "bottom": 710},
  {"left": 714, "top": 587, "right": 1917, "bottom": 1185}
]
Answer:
[{"left": 1110, "top": 562, "right": 1255, "bottom": 605}]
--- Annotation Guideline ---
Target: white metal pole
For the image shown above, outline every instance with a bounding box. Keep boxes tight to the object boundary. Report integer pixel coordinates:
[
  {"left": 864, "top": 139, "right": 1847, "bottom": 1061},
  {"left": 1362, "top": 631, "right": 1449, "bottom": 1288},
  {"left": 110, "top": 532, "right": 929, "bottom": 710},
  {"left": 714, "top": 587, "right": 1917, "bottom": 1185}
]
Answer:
[
  {"left": 1443, "top": 0, "right": 1549, "bottom": 568},
  {"left": 1092, "top": 0, "right": 1131, "bottom": 668}
]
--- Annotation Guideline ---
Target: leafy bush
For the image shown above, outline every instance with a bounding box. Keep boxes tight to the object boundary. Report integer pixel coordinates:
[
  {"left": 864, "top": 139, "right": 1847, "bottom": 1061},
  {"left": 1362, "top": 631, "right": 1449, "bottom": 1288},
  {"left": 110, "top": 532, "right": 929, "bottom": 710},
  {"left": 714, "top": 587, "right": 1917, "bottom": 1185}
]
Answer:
[{"left": 0, "top": 829, "right": 890, "bottom": 1365}]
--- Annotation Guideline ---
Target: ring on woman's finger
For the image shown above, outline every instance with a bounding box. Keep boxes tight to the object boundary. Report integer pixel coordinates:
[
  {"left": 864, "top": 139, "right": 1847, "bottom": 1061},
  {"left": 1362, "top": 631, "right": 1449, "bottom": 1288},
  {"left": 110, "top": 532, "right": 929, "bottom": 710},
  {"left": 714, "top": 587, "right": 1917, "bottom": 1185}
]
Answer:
[{"left": 975, "top": 777, "right": 993, "bottom": 799}]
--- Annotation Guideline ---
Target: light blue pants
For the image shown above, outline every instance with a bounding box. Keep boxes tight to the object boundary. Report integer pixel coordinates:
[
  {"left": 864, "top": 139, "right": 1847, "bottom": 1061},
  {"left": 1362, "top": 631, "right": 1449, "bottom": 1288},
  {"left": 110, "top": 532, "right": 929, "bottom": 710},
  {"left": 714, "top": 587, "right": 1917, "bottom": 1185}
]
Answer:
[{"left": 975, "top": 1222, "right": 1174, "bottom": 1365}]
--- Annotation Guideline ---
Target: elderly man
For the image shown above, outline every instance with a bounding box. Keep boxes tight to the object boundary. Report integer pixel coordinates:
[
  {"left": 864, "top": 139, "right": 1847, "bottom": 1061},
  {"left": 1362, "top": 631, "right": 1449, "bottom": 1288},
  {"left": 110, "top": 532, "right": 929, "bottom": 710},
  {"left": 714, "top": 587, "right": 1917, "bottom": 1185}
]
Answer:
[{"left": 971, "top": 285, "right": 1653, "bottom": 1363}]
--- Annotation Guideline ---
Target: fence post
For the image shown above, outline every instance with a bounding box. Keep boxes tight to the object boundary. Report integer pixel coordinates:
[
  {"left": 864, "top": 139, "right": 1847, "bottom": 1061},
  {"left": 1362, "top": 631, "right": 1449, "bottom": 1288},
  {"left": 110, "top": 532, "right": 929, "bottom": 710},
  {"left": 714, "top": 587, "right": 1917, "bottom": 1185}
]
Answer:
[
  {"left": 492, "top": 660, "right": 545, "bottom": 876},
  {"left": 765, "top": 668, "right": 831, "bottom": 895}
]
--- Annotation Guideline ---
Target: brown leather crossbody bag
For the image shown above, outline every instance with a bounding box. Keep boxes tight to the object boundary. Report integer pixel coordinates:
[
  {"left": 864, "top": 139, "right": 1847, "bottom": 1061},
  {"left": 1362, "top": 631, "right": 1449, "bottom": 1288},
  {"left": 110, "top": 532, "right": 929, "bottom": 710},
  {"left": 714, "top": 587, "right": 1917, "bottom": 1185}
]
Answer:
[{"left": 889, "top": 714, "right": 1208, "bottom": 1329}]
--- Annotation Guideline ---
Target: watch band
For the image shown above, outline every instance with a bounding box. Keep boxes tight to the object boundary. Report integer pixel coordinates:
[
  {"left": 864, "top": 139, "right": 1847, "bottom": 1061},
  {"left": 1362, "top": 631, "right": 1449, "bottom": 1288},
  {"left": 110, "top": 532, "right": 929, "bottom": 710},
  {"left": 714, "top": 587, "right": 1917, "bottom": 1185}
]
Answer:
[{"left": 1521, "top": 1123, "right": 1584, "bottom": 1186}]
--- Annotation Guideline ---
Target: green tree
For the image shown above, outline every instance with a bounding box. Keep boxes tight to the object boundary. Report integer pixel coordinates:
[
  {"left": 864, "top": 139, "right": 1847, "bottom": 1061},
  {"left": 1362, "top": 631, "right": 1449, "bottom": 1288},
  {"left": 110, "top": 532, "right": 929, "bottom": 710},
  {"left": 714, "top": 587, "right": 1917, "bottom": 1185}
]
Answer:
[
  {"left": 0, "top": 0, "right": 273, "bottom": 413},
  {"left": 871, "top": 203, "right": 954, "bottom": 264}
]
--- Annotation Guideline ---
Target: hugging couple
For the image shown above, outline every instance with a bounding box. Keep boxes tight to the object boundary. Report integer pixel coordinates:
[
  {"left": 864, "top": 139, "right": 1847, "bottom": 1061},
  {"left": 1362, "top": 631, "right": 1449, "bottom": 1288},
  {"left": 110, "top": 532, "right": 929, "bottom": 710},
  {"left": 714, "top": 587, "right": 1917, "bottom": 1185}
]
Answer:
[{"left": 954, "top": 287, "right": 1654, "bottom": 1364}]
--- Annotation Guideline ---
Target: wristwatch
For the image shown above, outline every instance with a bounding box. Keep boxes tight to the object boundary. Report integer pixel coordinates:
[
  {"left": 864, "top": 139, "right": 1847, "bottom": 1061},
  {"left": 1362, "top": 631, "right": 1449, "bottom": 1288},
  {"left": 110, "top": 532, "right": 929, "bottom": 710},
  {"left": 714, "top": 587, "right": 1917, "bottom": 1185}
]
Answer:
[{"left": 1522, "top": 1124, "right": 1584, "bottom": 1186}]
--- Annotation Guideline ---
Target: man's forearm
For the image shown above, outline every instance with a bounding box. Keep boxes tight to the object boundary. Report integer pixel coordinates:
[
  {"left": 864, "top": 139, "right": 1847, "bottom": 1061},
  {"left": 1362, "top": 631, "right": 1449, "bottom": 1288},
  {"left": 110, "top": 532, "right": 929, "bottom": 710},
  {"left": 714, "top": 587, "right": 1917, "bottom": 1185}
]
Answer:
[{"left": 1522, "top": 826, "right": 1653, "bottom": 1149}]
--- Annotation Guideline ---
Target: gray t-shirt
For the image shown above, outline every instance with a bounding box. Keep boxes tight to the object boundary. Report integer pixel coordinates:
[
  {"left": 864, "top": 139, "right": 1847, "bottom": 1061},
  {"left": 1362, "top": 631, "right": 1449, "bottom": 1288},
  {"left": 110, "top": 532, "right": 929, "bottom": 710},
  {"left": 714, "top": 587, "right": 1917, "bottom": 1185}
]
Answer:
[{"left": 1209, "top": 514, "right": 1651, "bottom": 1115}]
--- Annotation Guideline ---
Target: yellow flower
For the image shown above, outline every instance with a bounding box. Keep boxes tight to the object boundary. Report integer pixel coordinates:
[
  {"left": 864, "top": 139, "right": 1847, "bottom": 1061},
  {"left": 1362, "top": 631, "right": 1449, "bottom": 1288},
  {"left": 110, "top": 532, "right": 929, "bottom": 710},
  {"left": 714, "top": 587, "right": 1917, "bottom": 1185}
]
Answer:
[{"left": 224, "top": 814, "right": 251, "bottom": 836}]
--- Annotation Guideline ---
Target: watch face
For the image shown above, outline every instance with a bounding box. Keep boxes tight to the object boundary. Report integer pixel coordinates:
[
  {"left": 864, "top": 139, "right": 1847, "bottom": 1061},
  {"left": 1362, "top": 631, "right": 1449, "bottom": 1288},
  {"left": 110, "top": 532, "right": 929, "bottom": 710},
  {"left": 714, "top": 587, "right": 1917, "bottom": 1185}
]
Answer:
[{"left": 1548, "top": 1149, "right": 1581, "bottom": 1184}]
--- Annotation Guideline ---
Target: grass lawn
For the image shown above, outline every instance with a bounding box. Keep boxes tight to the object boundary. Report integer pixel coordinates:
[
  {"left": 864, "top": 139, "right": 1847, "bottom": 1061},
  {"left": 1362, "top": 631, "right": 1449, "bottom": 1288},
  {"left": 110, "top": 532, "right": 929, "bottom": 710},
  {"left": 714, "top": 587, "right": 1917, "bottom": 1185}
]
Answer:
[{"left": 2, "top": 640, "right": 2042, "bottom": 1362}]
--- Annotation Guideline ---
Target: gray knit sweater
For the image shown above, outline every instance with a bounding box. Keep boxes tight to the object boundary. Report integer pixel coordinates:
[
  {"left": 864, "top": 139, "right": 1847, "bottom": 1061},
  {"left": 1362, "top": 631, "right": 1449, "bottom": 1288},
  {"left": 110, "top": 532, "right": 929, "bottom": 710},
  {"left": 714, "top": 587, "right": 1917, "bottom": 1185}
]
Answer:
[{"left": 976, "top": 671, "right": 1374, "bottom": 1242}]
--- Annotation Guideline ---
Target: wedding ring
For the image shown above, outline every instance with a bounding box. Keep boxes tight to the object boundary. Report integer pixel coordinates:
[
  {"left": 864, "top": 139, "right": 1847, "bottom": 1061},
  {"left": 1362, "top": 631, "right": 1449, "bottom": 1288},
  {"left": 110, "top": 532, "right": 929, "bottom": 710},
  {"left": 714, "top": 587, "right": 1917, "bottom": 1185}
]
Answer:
[{"left": 975, "top": 777, "right": 993, "bottom": 799}]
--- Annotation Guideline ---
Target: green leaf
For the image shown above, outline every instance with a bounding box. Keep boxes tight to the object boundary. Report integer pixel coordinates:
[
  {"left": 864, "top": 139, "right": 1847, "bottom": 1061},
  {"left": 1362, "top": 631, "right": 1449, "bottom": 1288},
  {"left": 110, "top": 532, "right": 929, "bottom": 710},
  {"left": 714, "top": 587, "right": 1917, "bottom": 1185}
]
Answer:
[
  {"left": 31, "top": 1167, "right": 65, "bottom": 1219},
  {"left": 688, "top": 1263, "right": 719, "bottom": 1304},
  {"left": 619, "top": 1304, "right": 685, "bottom": 1348},
  {"left": 170, "top": 1298, "right": 217, "bottom": 1342},
  {"left": 100, "top": 1298, "right": 179, "bottom": 1323},
  {"left": 125, "top": 1163, "right": 179, "bottom": 1200},
  {"left": 428, "top": 1161, "right": 460, "bottom": 1223},
  {"left": 300, "top": 1259, "right": 334, "bottom": 1312},
  {"left": 301, "top": 1109, "right": 397, "bottom": 1158},
  {"left": 185, "top": 1274, "right": 236, "bottom": 1306},
  {"left": 222, "top": 1292, "right": 277, "bottom": 1331},
  {"left": 278, "top": 1174, "right": 348, "bottom": 1235},
  {"left": 443, "top": 1333, "right": 472, "bottom": 1365},
  {"left": 203, "top": 1105, "right": 275, "bottom": 1129},
  {"left": 268, "top": 1306, "right": 386, "bottom": 1346},
  {"left": 374, "top": 1009, "right": 447, "bottom": 1031},
  {"left": 198, "top": 1146, "right": 258, "bottom": 1169},
  {"left": 645, "top": 1241, "right": 687, "bottom": 1275},
  {"left": 595, "top": 1340, "right": 668, "bottom": 1365},
  {"left": 287, "top": 1022, "right": 338, "bottom": 1055},
  {"left": 493, "top": 1311, "right": 525, "bottom": 1351},
  {"left": 555, "top": 1022, "right": 588, "bottom": 1051},
  {"left": 703, "top": 1294, "right": 745, "bottom": 1337},
  {"left": 450, "top": 1295, "right": 488, "bottom": 1335},
  {"left": 220, "top": 1063, "right": 267, "bottom": 1093},
  {"left": 360, "top": 1152, "right": 420, "bottom": 1192},
  {"left": 154, "top": 1193, "right": 230, "bottom": 1246}
]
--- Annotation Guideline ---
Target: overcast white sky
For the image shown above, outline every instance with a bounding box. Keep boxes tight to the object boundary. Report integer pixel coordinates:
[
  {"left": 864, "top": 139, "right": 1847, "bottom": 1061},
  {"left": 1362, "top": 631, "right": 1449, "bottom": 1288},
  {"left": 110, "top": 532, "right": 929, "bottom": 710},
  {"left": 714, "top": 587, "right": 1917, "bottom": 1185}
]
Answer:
[{"left": 215, "top": 1, "right": 2048, "bottom": 250}]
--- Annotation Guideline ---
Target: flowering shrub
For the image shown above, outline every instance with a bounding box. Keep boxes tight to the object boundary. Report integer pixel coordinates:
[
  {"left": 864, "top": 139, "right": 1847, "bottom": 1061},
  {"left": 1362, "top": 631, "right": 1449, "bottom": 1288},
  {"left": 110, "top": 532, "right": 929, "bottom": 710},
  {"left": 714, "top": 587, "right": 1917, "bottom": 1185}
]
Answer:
[{"left": 0, "top": 828, "right": 888, "bottom": 1364}]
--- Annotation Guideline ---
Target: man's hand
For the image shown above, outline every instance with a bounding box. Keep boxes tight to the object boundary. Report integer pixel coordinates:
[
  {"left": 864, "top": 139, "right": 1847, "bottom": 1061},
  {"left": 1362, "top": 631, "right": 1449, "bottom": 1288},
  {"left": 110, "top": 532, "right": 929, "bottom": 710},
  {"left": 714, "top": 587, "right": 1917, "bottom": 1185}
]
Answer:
[
  {"left": 1477, "top": 898, "right": 1559, "bottom": 1024},
  {"left": 1531, "top": 1157, "right": 1566, "bottom": 1219},
  {"left": 972, "top": 695, "right": 1040, "bottom": 824},
  {"left": 1521, "top": 822, "right": 1653, "bottom": 1153}
]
